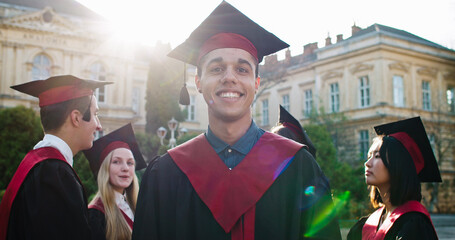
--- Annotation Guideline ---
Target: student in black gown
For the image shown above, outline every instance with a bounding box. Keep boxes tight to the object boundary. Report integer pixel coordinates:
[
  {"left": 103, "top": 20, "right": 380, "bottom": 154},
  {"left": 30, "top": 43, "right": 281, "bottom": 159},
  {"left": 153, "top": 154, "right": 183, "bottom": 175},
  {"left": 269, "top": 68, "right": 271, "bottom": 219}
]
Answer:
[
  {"left": 347, "top": 117, "right": 440, "bottom": 240},
  {"left": 132, "top": 2, "right": 341, "bottom": 240},
  {"left": 0, "top": 75, "right": 111, "bottom": 240},
  {"left": 271, "top": 105, "right": 317, "bottom": 158},
  {"left": 83, "top": 123, "right": 146, "bottom": 240}
]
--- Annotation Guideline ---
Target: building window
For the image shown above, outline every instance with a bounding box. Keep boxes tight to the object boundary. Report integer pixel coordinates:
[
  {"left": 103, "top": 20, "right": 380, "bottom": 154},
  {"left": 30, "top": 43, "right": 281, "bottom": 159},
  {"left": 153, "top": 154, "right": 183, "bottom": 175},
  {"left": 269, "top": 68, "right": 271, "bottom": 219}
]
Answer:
[
  {"left": 32, "top": 54, "right": 51, "bottom": 80},
  {"left": 90, "top": 62, "right": 107, "bottom": 103},
  {"left": 304, "top": 89, "right": 313, "bottom": 116},
  {"left": 282, "top": 94, "right": 290, "bottom": 111},
  {"left": 359, "top": 130, "right": 369, "bottom": 160},
  {"left": 186, "top": 95, "right": 195, "bottom": 121},
  {"left": 447, "top": 87, "right": 455, "bottom": 113},
  {"left": 359, "top": 76, "right": 370, "bottom": 107},
  {"left": 330, "top": 82, "right": 340, "bottom": 112},
  {"left": 132, "top": 87, "right": 140, "bottom": 114},
  {"left": 262, "top": 99, "right": 269, "bottom": 126},
  {"left": 422, "top": 81, "right": 431, "bottom": 111},
  {"left": 393, "top": 75, "right": 405, "bottom": 107}
]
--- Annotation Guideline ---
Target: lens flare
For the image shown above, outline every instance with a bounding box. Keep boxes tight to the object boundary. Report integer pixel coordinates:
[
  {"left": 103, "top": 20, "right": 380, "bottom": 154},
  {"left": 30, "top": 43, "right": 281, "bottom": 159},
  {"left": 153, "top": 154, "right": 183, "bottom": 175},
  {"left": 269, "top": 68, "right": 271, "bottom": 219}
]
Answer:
[
  {"left": 303, "top": 191, "right": 350, "bottom": 237},
  {"left": 305, "top": 186, "right": 315, "bottom": 196}
]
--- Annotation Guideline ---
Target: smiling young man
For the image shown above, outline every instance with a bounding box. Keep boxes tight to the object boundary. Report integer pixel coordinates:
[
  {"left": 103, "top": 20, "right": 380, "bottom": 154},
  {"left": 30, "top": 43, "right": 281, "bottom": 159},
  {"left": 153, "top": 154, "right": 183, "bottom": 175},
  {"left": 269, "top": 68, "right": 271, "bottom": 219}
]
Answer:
[
  {"left": 0, "top": 75, "right": 111, "bottom": 240},
  {"left": 133, "top": 2, "right": 341, "bottom": 240}
]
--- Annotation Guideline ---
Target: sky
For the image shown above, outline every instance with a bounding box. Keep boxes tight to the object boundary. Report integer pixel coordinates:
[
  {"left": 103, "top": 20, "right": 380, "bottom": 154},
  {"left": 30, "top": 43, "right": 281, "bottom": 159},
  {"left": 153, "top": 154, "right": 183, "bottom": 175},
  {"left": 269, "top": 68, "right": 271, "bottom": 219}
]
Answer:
[{"left": 76, "top": 0, "right": 455, "bottom": 59}]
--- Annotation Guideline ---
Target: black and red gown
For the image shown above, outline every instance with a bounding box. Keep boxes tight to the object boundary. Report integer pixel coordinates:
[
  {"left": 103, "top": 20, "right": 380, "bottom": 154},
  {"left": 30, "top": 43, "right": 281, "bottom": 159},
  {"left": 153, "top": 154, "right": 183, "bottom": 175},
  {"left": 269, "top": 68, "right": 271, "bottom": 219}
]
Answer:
[
  {"left": 0, "top": 147, "right": 91, "bottom": 240},
  {"left": 88, "top": 197, "right": 134, "bottom": 240},
  {"left": 132, "top": 132, "right": 341, "bottom": 240},
  {"left": 347, "top": 200, "right": 438, "bottom": 240}
]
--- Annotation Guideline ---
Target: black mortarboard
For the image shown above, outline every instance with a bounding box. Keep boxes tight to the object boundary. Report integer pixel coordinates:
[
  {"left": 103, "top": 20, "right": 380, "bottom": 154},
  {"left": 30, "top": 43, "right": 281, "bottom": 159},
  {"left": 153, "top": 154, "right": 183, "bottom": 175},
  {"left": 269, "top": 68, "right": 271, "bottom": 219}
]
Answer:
[
  {"left": 278, "top": 105, "right": 317, "bottom": 158},
  {"left": 11, "top": 75, "right": 112, "bottom": 107},
  {"left": 168, "top": 1, "right": 289, "bottom": 65},
  {"left": 374, "top": 117, "right": 442, "bottom": 182},
  {"left": 83, "top": 123, "right": 146, "bottom": 177},
  {"left": 168, "top": 1, "right": 289, "bottom": 105}
]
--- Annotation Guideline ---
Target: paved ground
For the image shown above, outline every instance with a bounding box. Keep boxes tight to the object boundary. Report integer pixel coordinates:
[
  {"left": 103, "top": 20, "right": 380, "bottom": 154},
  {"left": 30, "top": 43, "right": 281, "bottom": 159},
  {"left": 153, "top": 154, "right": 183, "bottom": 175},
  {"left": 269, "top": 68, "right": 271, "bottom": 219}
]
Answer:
[
  {"left": 340, "top": 214, "right": 455, "bottom": 240},
  {"left": 432, "top": 214, "right": 455, "bottom": 240}
]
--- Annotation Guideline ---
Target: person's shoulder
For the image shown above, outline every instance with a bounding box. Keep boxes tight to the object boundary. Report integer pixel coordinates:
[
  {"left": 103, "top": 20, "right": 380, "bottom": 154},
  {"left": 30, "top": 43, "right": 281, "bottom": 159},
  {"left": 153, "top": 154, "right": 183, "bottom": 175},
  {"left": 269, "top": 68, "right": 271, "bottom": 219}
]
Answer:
[
  {"left": 145, "top": 153, "right": 179, "bottom": 173},
  {"left": 32, "top": 158, "right": 73, "bottom": 173},
  {"left": 347, "top": 215, "right": 369, "bottom": 240},
  {"left": 396, "top": 211, "right": 433, "bottom": 225}
]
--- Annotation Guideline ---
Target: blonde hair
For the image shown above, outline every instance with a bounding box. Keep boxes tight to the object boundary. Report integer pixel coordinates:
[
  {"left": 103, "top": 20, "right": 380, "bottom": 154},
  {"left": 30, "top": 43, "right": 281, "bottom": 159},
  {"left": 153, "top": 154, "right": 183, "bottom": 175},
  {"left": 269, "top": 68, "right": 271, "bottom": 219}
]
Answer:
[{"left": 89, "top": 149, "right": 139, "bottom": 240}]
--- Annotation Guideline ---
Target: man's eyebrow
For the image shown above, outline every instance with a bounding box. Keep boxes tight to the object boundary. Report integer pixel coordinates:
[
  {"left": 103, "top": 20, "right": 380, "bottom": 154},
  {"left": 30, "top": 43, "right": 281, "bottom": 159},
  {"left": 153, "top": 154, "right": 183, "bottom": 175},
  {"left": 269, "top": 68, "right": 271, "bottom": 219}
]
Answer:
[
  {"left": 238, "top": 58, "right": 253, "bottom": 69},
  {"left": 206, "top": 57, "right": 223, "bottom": 66}
]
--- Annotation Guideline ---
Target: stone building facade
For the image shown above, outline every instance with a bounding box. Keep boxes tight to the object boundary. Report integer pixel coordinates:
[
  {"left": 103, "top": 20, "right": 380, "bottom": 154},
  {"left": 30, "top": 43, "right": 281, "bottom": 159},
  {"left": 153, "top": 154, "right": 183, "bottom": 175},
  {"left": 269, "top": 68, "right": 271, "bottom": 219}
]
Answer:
[{"left": 0, "top": 0, "right": 150, "bottom": 135}]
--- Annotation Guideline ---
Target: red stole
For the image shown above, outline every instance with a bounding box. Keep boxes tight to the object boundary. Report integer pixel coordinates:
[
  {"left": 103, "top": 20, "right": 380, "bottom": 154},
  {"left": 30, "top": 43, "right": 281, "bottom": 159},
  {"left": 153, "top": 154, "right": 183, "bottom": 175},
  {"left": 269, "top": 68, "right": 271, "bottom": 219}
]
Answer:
[
  {"left": 88, "top": 197, "right": 134, "bottom": 229},
  {"left": 0, "top": 147, "right": 69, "bottom": 240},
  {"left": 168, "top": 132, "right": 303, "bottom": 240},
  {"left": 362, "top": 200, "right": 434, "bottom": 240}
]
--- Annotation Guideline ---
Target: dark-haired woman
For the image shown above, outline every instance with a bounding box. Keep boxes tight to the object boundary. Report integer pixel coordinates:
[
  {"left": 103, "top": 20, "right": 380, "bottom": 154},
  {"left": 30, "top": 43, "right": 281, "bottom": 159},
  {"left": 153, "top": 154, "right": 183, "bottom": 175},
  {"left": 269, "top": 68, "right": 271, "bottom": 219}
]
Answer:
[{"left": 347, "top": 117, "right": 440, "bottom": 240}]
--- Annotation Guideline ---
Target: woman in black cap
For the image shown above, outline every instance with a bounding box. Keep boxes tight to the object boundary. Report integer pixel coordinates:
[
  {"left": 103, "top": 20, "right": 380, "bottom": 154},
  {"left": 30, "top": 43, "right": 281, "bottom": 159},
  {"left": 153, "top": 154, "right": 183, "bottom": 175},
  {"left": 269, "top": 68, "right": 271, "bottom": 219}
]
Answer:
[
  {"left": 347, "top": 117, "right": 440, "bottom": 240},
  {"left": 83, "top": 123, "right": 146, "bottom": 240}
]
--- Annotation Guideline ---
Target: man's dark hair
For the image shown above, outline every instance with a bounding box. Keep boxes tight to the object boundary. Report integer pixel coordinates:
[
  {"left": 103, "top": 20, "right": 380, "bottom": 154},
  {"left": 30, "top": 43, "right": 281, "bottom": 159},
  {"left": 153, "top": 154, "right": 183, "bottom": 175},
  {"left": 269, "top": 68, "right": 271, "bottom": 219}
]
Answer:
[
  {"left": 40, "top": 95, "right": 92, "bottom": 132},
  {"left": 370, "top": 136, "right": 422, "bottom": 208}
]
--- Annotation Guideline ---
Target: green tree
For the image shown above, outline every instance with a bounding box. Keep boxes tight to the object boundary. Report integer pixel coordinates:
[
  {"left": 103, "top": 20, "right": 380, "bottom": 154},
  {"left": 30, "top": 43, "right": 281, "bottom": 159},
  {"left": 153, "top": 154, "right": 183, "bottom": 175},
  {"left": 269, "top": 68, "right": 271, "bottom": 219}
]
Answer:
[
  {"left": 0, "top": 106, "right": 44, "bottom": 193},
  {"left": 145, "top": 42, "right": 185, "bottom": 158},
  {"left": 73, "top": 153, "right": 97, "bottom": 201},
  {"left": 304, "top": 123, "right": 369, "bottom": 219}
]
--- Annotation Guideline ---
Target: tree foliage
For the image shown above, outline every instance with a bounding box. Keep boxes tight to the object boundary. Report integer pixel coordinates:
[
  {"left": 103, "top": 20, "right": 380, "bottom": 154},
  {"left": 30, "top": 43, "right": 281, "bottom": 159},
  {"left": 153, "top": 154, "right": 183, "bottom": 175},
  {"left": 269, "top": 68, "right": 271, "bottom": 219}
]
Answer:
[
  {"left": 145, "top": 42, "right": 185, "bottom": 154},
  {"left": 0, "top": 106, "right": 43, "bottom": 191},
  {"left": 73, "top": 153, "right": 97, "bottom": 201},
  {"left": 303, "top": 110, "right": 371, "bottom": 219}
]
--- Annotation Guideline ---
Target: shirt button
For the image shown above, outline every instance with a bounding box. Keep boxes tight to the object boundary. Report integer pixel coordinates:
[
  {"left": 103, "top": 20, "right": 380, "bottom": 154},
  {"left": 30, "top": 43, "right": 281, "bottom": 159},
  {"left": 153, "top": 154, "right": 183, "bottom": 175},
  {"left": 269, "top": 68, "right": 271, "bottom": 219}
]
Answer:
[{"left": 228, "top": 149, "right": 232, "bottom": 153}]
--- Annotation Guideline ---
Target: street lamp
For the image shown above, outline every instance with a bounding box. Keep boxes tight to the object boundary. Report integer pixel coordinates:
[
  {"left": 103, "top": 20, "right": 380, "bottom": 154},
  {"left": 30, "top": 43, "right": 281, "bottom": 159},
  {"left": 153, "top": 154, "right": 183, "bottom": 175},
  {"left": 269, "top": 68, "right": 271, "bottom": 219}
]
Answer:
[
  {"left": 167, "top": 117, "right": 179, "bottom": 148},
  {"left": 178, "top": 127, "right": 188, "bottom": 138},
  {"left": 156, "top": 127, "right": 167, "bottom": 146}
]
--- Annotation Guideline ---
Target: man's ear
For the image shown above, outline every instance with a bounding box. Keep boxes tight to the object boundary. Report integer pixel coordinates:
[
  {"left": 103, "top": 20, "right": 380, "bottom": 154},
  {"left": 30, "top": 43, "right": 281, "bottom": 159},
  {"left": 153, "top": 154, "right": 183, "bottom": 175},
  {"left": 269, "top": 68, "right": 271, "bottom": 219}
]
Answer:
[
  {"left": 195, "top": 75, "right": 202, "bottom": 93},
  {"left": 69, "top": 109, "right": 82, "bottom": 127},
  {"left": 255, "top": 77, "right": 261, "bottom": 91}
]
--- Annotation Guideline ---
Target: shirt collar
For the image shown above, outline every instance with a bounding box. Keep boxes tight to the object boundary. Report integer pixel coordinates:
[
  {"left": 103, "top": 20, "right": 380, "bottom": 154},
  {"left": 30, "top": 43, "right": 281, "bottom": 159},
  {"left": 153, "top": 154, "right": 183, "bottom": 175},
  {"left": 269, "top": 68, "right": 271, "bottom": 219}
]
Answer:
[
  {"left": 33, "top": 134, "right": 74, "bottom": 166},
  {"left": 206, "top": 120, "right": 261, "bottom": 155}
]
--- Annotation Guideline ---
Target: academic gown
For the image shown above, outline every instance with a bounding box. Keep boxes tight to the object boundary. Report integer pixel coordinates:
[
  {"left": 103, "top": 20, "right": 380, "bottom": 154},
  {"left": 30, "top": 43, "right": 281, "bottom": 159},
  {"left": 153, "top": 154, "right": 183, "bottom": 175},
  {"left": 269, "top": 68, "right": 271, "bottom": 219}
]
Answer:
[
  {"left": 347, "top": 201, "right": 438, "bottom": 240},
  {"left": 132, "top": 132, "right": 341, "bottom": 240},
  {"left": 0, "top": 147, "right": 91, "bottom": 240},
  {"left": 88, "top": 197, "right": 134, "bottom": 240}
]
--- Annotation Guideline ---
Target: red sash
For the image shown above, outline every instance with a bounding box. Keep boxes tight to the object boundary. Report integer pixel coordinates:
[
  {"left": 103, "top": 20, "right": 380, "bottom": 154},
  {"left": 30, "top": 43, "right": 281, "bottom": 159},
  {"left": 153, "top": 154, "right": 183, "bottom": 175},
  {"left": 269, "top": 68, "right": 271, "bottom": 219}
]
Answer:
[
  {"left": 362, "top": 200, "right": 435, "bottom": 240},
  {"left": 168, "top": 132, "right": 303, "bottom": 240},
  {"left": 88, "top": 197, "right": 134, "bottom": 229},
  {"left": 0, "top": 147, "right": 68, "bottom": 240}
]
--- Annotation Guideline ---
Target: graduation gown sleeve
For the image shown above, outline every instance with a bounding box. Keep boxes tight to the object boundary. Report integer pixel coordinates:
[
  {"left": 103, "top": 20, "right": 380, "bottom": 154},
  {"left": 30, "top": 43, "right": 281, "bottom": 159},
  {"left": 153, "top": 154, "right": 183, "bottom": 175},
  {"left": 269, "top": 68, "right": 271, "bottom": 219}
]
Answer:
[
  {"left": 132, "top": 147, "right": 341, "bottom": 240},
  {"left": 88, "top": 208, "right": 107, "bottom": 240},
  {"left": 6, "top": 159, "right": 91, "bottom": 240}
]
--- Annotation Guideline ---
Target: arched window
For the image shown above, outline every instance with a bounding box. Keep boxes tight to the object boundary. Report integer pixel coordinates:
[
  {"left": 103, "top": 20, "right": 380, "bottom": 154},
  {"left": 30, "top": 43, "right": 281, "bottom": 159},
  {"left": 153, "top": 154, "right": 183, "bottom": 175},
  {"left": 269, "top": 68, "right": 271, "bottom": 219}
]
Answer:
[
  {"left": 32, "top": 54, "right": 51, "bottom": 80},
  {"left": 90, "top": 62, "right": 107, "bottom": 103}
]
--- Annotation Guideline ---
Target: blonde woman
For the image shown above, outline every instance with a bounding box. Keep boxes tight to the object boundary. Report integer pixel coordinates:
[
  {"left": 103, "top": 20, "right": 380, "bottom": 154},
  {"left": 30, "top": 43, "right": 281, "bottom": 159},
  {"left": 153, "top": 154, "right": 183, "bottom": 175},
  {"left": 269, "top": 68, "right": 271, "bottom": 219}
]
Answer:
[{"left": 83, "top": 123, "right": 146, "bottom": 240}]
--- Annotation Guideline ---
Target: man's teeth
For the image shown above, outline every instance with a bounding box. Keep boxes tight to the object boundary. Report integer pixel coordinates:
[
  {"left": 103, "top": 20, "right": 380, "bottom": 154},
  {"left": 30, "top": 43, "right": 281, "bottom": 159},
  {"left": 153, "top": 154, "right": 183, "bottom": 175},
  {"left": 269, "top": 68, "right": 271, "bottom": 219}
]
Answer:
[{"left": 220, "top": 92, "right": 240, "bottom": 98}]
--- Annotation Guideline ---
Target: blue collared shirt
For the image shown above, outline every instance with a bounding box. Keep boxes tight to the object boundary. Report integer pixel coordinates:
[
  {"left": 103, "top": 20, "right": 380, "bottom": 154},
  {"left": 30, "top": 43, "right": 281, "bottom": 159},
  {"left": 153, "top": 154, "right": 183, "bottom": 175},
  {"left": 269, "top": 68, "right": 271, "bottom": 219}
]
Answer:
[{"left": 205, "top": 121, "right": 265, "bottom": 169}]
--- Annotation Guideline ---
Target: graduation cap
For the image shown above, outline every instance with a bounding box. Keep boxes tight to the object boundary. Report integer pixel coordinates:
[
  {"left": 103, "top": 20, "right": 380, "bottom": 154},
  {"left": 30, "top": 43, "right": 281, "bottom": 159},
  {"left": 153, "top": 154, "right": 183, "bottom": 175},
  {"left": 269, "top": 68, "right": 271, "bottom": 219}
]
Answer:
[
  {"left": 10, "top": 75, "right": 112, "bottom": 107},
  {"left": 278, "top": 105, "right": 317, "bottom": 158},
  {"left": 374, "top": 117, "right": 442, "bottom": 182},
  {"left": 83, "top": 123, "right": 146, "bottom": 178},
  {"left": 168, "top": 1, "right": 289, "bottom": 105}
]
